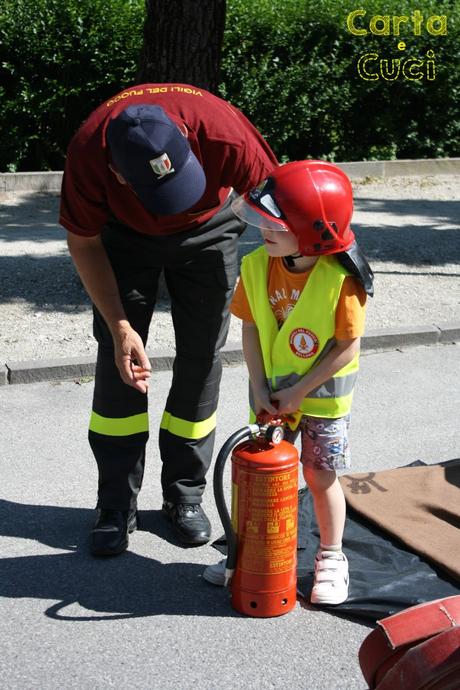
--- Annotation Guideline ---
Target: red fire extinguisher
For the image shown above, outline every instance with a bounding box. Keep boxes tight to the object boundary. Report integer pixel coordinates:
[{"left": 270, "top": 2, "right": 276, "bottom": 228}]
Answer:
[{"left": 213, "top": 420, "right": 299, "bottom": 618}]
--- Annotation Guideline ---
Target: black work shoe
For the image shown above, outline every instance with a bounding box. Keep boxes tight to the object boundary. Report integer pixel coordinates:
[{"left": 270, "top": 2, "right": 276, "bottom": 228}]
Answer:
[
  {"left": 162, "top": 502, "right": 211, "bottom": 545},
  {"left": 90, "top": 509, "right": 137, "bottom": 557}
]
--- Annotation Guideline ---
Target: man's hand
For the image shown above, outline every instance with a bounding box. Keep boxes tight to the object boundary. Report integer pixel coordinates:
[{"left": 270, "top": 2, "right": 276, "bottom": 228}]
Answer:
[{"left": 113, "top": 325, "right": 151, "bottom": 394}]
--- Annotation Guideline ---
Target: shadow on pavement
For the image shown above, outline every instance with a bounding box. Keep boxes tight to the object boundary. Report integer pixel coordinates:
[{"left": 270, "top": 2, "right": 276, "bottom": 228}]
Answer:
[
  {"left": 1, "top": 194, "right": 459, "bottom": 313},
  {"left": 0, "top": 254, "right": 90, "bottom": 312},
  {"left": 0, "top": 499, "right": 237, "bottom": 621},
  {"left": 0, "top": 193, "right": 61, "bottom": 244}
]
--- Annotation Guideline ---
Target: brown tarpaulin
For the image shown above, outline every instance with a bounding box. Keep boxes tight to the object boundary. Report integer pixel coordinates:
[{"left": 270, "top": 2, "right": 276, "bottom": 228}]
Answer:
[{"left": 339, "top": 459, "right": 460, "bottom": 583}]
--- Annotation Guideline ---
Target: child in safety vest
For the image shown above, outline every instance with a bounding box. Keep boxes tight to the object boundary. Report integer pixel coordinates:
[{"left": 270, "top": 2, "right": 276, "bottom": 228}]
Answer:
[{"left": 203, "top": 161, "right": 373, "bottom": 606}]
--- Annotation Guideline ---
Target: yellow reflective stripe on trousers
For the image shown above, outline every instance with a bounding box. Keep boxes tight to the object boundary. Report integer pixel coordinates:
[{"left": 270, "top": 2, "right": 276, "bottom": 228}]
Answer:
[
  {"left": 89, "top": 411, "right": 149, "bottom": 436},
  {"left": 160, "top": 411, "right": 217, "bottom": 440}
]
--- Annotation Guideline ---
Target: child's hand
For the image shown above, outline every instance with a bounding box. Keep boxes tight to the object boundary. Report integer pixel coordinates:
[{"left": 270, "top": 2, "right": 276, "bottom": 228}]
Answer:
[
  {"left": 253, "top": 388, "right": 278, "bottom": 416},
  {"left": 270, "top": 386, "right": 304, "bottom": 415}
]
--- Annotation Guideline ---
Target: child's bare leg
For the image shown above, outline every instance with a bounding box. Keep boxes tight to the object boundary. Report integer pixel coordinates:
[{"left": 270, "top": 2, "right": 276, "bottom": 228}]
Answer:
[
  {"left": 303, "top": 467, "right": 345, "bottom": 547},
  {"left": 304, "top": 466, "right": 349, "bottom": 604}
]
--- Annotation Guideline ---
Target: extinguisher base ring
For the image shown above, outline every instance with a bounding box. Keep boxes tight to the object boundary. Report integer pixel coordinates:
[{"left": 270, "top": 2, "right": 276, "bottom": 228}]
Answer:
[{"left": 232, "top": 584, "right": 297, "bottom": 618}]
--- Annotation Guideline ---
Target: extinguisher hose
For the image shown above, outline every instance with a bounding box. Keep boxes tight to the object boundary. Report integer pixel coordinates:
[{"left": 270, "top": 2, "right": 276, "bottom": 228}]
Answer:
[{"left": 213, "top": 424, "right": 260, "bottom": 585}]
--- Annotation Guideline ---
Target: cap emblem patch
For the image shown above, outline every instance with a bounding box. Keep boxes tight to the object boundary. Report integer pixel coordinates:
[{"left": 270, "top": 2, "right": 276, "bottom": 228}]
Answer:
[{"left": 149, "top": 153, "right": 175, "bottom": 179}]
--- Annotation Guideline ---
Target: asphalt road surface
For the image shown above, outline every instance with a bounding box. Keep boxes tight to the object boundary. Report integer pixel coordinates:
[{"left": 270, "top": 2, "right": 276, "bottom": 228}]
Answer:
[{"left": 1, "top": 343, "right": 459, "bottom": 689}]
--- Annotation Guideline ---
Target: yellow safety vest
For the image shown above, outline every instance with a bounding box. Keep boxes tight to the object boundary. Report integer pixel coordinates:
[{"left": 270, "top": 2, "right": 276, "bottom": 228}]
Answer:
[{"left": 241, "top": 246, "right": 359, "bottom": 418}]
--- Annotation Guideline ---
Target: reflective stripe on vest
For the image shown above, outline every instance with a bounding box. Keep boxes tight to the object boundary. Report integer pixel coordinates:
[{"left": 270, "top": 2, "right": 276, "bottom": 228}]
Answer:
[
  {"left": 89, "top": 411, "right": 149, "bottom": 436},
  {"left": 160, "top": 410, "right": 217, "bottom": 440},
  {"left": 241, "top": 247, "right": 359, "bottom": 418},
  {"left": 273, "top": 370, "right": 358, "bottom": 398}
]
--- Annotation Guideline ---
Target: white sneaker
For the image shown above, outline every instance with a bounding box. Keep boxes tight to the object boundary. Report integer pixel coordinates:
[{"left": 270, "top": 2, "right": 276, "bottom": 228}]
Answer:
[
  {"left": 203, "top": 558, "right": 226, "bottom": 586},
  {"left": 310, "top": 551, "right": 349, "bottom": 605}
]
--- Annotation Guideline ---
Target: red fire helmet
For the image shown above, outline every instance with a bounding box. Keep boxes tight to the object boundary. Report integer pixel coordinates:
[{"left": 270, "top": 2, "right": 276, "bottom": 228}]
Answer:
[{"left": 232, "top": 160, "right": 356, "bottom": 256}]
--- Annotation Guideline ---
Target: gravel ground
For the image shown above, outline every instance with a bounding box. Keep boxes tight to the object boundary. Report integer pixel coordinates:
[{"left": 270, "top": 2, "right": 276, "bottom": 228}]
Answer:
[{"left": 0, "top": 175, "right": 459, "bottom": 363}]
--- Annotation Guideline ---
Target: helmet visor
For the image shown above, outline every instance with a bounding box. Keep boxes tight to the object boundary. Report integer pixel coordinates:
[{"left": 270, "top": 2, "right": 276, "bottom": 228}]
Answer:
[{"left": 231, "top": 195, "right": 288, "bottom": 232}]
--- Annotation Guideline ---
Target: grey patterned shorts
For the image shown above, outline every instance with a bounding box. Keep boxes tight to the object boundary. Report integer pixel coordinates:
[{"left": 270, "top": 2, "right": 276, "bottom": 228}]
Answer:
[{"left": 283, "top": 415, "right": 351, "bottom": 471}]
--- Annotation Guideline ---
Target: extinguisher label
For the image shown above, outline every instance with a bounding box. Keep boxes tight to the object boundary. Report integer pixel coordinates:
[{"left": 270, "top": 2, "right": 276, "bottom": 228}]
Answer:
[{"left": 235, "top": 468, "right": 298, "bottom": 575}]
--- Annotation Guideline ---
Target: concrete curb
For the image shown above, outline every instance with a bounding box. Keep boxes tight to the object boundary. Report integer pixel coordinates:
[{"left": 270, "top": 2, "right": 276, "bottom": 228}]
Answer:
[
  {"left": 0, "top": 171, "right": 63, "bottom": 193},
  {"left": 339, "top": 157, "right": 460, "bottom": 179},
  {"left": 2, "top": 322, "right": 458, "bottom": 386},
  {"left": 1, "top": 158, "right": 460, "bottom": 192}
]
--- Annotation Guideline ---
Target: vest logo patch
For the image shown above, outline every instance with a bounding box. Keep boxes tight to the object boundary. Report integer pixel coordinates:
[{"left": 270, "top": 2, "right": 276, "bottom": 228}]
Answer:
[{"left": 289, "top": 328, "right": 319, "bottom": 359}]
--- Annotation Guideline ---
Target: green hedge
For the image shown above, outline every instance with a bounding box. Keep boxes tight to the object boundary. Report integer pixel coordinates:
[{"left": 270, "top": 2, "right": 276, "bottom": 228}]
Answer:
[
  {"left": 220, "top": 0, "right": 460, "bottom": 161},
  {"left": 0, "top": 0, "right": 144, "bottom": 171},
  {"left": 1, "top": 0, "right": 459, "bottom": 170}
]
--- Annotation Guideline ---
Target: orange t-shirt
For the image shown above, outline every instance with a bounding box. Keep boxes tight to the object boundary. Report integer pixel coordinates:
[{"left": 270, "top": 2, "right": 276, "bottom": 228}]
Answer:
[{"left": 231, "top": 256, "right": 366, "bottom": 339}]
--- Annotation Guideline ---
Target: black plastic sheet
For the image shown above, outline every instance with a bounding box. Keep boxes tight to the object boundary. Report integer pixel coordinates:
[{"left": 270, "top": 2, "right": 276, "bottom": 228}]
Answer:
[{"left": 296, "top": 483, "right": 460, "bottom": 621}]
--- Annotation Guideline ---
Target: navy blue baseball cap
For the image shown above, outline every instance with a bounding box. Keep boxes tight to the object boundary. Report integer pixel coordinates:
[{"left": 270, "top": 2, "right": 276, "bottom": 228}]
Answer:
[{"left": 106, "top": 105, "right": 206, "bottom": 215}]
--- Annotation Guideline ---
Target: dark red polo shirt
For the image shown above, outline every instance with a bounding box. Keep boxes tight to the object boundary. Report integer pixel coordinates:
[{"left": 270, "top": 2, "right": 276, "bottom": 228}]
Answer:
[{"left": 59, "top": 84, "right": 279, "bottom": 237}]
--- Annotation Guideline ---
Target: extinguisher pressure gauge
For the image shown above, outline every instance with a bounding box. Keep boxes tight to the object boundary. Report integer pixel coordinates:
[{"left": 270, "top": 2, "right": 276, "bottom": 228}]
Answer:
[{"left": 265, "top": 425, "right": 284, "bottom": 445}]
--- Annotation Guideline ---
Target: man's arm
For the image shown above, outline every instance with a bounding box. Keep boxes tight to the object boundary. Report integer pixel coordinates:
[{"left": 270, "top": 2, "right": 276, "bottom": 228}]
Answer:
[
  {"left": 270, "top": 337, "right": 360, "bottom": 415},
  {"left": 67, "top": 232, "right": 151, "bottom": 393},
  {"left": 242, "top": 321, "right": 277, "bottom": 415}
]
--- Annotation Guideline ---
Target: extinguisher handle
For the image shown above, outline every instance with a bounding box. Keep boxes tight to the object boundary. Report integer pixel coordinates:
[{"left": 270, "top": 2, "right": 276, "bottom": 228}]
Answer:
[
  {"left": 213, "top": 424, "right": 259, "bottom": 585},
  {"left": 256, "top": 400, "right": 281, "bottom": 426},
  {"left": 256, "top": 404, "right": 302, "bottom": 431}
]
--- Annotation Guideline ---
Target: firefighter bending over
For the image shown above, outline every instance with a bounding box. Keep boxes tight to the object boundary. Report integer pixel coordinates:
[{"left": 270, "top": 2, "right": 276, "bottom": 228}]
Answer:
[{"left": 59, "top": 84, "right": 278, "bottom": 555}]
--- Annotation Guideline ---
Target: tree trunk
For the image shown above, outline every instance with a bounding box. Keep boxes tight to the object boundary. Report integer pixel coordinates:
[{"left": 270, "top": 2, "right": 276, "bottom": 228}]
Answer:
[{"left": 137, "top": 0, "right": 226, "bottom": 94}]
